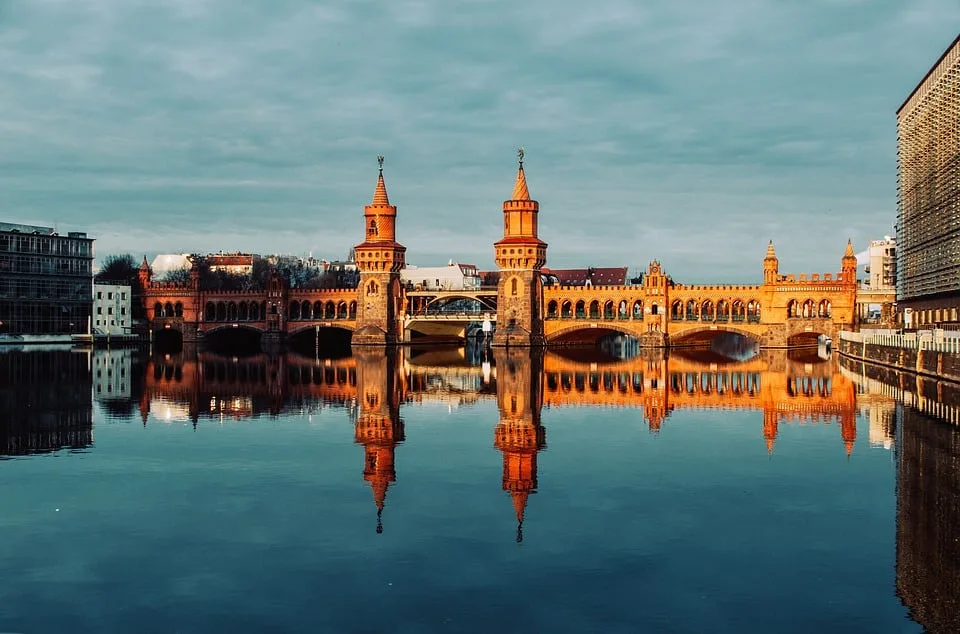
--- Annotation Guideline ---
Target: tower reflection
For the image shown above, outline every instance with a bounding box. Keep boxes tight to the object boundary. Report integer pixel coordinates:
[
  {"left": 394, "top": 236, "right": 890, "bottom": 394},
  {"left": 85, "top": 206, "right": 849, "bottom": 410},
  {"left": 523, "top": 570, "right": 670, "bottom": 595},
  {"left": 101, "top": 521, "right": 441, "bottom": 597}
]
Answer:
[
  {"left": 353, "top": 348, "right": 405, "bottom": 534},
  {"left": 493, "top": 348, "right": 546, "bottom": 543}
]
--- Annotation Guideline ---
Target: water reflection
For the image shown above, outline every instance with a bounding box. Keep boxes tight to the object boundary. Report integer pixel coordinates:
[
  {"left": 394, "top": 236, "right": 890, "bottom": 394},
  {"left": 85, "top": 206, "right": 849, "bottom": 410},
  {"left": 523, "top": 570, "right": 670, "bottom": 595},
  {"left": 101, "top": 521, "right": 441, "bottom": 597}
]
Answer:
[
  {"left": 0, "top": 349, "right": 93, "bottom": 456},
  {"left": 2, "top": 344, "right": 959, "bottom": 631}
]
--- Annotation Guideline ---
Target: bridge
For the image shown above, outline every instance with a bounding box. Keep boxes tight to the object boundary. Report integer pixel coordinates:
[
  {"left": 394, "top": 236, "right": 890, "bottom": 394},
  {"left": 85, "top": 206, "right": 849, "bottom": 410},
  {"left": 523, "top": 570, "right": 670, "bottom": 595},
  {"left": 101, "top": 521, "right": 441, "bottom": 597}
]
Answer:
[{"left": 140, "top": 153, "right": 860, "bottom": 348}]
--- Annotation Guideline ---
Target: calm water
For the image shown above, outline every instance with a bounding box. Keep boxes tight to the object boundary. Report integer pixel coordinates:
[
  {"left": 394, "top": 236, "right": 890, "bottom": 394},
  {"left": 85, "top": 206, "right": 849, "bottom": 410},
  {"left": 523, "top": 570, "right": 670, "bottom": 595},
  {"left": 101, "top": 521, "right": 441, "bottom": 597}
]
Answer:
[{"left": 1, "top": 343, "right": 958, "bottom": 633}]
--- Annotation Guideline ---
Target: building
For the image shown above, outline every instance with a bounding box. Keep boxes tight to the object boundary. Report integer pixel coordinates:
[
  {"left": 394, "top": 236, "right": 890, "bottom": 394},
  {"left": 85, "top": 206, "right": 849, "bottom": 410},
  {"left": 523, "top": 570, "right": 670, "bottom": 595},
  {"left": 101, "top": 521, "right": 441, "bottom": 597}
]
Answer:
[
  {"left": 0, "top": 222, "right": 94, "bottom": 337},
  {"left": 862, "top": 237, "right": 897, "bottom": 291},
  {"left": 896, "top": 35, "right": 960, "bottom": 326},
  {"left": 401, "top": 261, "right": 481, "bottom": 291},
  {"left": 92, "top": 282, "right": 132, "bottom": 335},
  {"left": 207, "top": 253, "right": 254, "bottom": 276},
  {"left": 542, "top": 267, "right": 629, "bottom": 287}
]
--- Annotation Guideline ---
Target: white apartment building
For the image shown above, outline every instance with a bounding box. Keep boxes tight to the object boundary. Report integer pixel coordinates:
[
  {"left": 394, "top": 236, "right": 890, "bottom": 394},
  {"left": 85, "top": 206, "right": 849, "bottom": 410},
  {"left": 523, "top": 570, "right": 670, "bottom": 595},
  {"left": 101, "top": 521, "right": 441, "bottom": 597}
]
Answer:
[
  {"left": 863, "top": 237, "right": 897, "bottom": 290},
  {"left": 401, "top": 262, "right": 481, "bottom": 291},
  {"left": 93, "top": 348, "right": 133, "bottom": 401},
  {"left": 93, "top": 282, "right": 132, "bottom": 335}
]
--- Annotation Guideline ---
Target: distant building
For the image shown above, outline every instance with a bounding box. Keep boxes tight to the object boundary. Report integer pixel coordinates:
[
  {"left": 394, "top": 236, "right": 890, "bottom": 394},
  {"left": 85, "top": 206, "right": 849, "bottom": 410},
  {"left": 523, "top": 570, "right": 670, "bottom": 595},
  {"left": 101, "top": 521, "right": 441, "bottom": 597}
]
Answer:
[
  {"left": 480, "top": 266, "right": 630, "bottom": 288},
  {"left": 0, "top": 222, "right": 94, "bottom": 336},
  {"left": 93, "top": 282, "right": 132, "bottom": 335},
  {"left": 93, "top": 348, "right": 132, "bottom": 401},
  {"left": 208, "top": 253, "right": 254, "bottom": 276},
  {"left": 402, "top": 261, "right": 481, "bottom": 291},
  {"left": 896, "top": 35, "right": 960, "bottom": 326},
  {"left": 862, "top": 237, "right": 897, "bottom": 291}
]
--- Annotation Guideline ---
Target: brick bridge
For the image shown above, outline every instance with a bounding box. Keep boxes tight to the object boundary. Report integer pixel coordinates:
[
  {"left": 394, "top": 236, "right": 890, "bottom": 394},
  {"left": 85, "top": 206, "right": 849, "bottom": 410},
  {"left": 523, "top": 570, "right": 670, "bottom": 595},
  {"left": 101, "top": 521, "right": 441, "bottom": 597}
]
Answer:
[{"left": 141, "top": 154, "right": 858, "bottom": 348}]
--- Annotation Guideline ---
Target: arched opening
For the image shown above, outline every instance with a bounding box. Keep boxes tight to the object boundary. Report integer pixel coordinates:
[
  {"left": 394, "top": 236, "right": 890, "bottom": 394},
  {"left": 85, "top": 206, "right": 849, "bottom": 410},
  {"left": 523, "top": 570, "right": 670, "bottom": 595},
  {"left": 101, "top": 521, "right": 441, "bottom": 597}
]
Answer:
[
  {"left": 153, "top": 302, "right": 163, "bottom": 319},
  {"left": 153, "top": 327, "right": 183, "bottom": 353},
  {"left": 511, "top": 278, "right": 518, "bottom": 296},
  {"left": 205, "top": 302, "right": 215, "bottom": 322},
  {"left": 747, "top": 300, "right": 761, "bottom": 322},
  {"left": 547, "top": 300, "right": 559, "bottom": 319},
  {"left": 239, "top": 302, "right": 249, "bottom": 321},
  {"left": 818, "top": 299, "right": 831, "bottom": 318},
  {"left": 301, "top": 300, "right": 312, "bottom": 320},
  {"left": 603, "top": 300, "right": 615, "bottom": 320},
  {"left": 588, "top": 300, "right": 600, "bottom": 319},
  {"left": 287, "top": 326, "right": 353, "bottom": 358},
  {"left": 368, "top": 219, "right": 378, "bottom": 236},
  {"left": 561, "top": 300, "right": 572, "bottom": 319},
  {"left": 164, "top": 302, "right": 173, "bottom": 318},
  {"left": 732, "top": 300, "right": 745, "bottom": 322},
  {"left": 249, "top": 302, "right": 260, "bottom": 321},
  {"left": 671, "top": 300, "right": 683, "bottom": 320},
  {"left": 203, "top": 326, "right": 263, "bottom": 355},
  {"left": 632, "top": 300, "right": 643, "bottom": 320},
  {"left": 289, "top": 301, "right": 301, "bottom": 320},
  {"left": 313, "top": 301, "right": 323, "bottom": 319},
  {"left": 348, "top": 301, "right": 357, "bottom": 319},
  {"left": 174, "top": 302, "right": 183, "bottom": 318},
  {"left": 325, "top": 301, "right": 336, "bottom": 319},
  {"left": 227, "top": 302, "right": 238, "bottom": 322},
  {"left": 575, "top": 300, "right": 586, "bottom": 319},
  {"left": 617, "top": 300, "right": 628, "bottom": 320},
  {"left": 701, "top": 300, "right": 715, "bottom": 322},
  {"left": 716, "top": 300, "right": 729, "bottom": 322},
  {"left": 686, "top": 300, "right": 698, "bottom": 321},
  {"left": 787, "top": 299, "right": 799, "bottom": 319},
  {"left": 802, "top": 299, "right": 815, "bottom": 318},
  {"left": 337, "top": 301, "right": 348, "bottom": 319},
  {"left": 216, "top": 302, "right": 227, "bottom": 322}
]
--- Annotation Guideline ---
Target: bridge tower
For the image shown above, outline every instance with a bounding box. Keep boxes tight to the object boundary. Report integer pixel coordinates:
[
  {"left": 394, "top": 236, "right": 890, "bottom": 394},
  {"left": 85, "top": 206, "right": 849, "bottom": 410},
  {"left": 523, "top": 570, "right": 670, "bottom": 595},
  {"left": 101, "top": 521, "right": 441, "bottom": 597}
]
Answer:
[
  {"left": 493, "top": 149, "right": 548, "bottom": 347},
  {"left": 353, "top": 156, "right": 407, "bottom": 346},
  {"left": 493, "top": 348, "right": 546, "bottom": 542},
  {"left": 354, "top": 348, "right": 405, "bottom": 533}
]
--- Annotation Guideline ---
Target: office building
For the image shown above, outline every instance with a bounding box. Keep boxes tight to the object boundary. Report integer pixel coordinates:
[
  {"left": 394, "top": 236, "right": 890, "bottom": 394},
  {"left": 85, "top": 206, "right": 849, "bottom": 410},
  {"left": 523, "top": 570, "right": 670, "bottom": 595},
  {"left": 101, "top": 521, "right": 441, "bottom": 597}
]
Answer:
[
  {"left": 896, "top": 35, "right": 960, "bottom": 326},
  {"left": 93, "top": 282, "right": 132, "bottom": 335},
  {"left": 0, "top": 222, "right": 95, "bottom": 336}
]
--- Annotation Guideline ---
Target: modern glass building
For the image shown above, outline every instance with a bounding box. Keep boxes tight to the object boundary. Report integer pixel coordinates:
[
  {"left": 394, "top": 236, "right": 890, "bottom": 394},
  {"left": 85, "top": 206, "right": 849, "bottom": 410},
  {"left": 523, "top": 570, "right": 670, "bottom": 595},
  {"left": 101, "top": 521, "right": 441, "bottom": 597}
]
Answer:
[
  {"left": 896, "top": 35, "right": 960, "bottom": 326},
  {"left": 0, "top": 222, "right": 95, "bottom": 335}
]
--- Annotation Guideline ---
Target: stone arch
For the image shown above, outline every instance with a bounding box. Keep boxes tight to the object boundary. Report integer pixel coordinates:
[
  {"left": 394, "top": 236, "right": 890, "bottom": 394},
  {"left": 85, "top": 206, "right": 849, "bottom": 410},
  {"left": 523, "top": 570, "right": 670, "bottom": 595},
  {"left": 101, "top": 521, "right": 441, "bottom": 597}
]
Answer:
[
  {"left": 288, "top": 323, "right": 355, "bottom": 337},
  {"left": 671, "top": 300, "right": 683, "bottom": 320},
  {"left": 669, "top": 324, "right": 762, "bottom": 345},
  {"left": 787, "top": 299, "right": 799, "bottom": 319},
  {"left": 589, "top": 300, "right": 601, "bottom": 319},
  {"left": 561, "top": 300, "right": 572, "bottom": 319},
  {"left": 547, "top": 300, "right": 559, "bottom": 319},
  {"left": 716, "top": 300, "right": 729, "bottom": 321},
  {"left": 313, "top": 301, "right": 323, "bottom": 319},
  {"left": 685, "top": 300, "right": 698, "bottom": 320},
  {"left": 216, "top": 302, "right": 227, "bottom": 321},
  {"left": 301, "top": 300, "right": 312, "bottom": 319},
  {"left": 205, "top": 302, "right": 215, "bottom": 321},
  {"left": 153, "top": 302, "right": 163, "bottom": 319},
  {"left": 731, "top": 300, "right": 745, "bottom": 322},
  {"left": 801, "top": 299, "right": 815, "bottom": 318},
  {"left": 249, "top": 302, "right": 260, "bottom": 321},
  {"left": 325, "top": 301, "right": 336, "bottom": 319},
  {"left": 164, "top": 301, "right": 173, "bottom": 318},
  {"left": 289, "top": 300, "right": 301, "bottom": 320},
  {"left": 348, "top": 301, "right": 357, "bottom": 319},
  {"left": 701, "top": 300, "right": 714, "bottom": 321},
  {"left": 575, "top": 300, "right": 586, "bottom": 318},
  {"left": 617, "top": 300, "right": 628, "bottom": 319},
  {"left": 818, "top": 299, "right": 831, "bottom": 318},
  {"left": 238, "top": 301, "right": 249, "bottom": 321},
  {"left": 747, "top": 300, "right": 761, "bottom": 321},
  {"left": 227, "top": 302, "right": 238, "bottom": 321},
  {"left": 174, "top": 302, "right": 183, "bottom": 318},
  {"left": 547, "top": 322, "right": 644, "bottom": 344},
  {"left": 632, "top": 300, "right": 643, "bottom": 320},
  {"left": 337, "top": 301, "right": 348, "bottom": 319},
  {"left": 603, "top": 300, "right": 615, "bottom": 320}
]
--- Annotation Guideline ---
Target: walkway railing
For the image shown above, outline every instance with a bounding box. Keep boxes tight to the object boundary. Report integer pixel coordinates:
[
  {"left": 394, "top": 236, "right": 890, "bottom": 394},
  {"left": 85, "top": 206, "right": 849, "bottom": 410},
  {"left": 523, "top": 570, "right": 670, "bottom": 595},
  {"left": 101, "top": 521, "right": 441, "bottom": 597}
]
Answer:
[{"left": 839, "top": 330, "right": 960, "bottom": 354}]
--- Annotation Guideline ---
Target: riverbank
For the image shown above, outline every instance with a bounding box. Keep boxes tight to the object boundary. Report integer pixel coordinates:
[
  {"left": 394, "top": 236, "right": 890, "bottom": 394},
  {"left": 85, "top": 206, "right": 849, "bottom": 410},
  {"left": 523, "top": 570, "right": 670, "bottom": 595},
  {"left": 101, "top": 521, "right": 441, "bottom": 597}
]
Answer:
[{"left": 837, "top": 330, "right": 960, "bottom": 385}]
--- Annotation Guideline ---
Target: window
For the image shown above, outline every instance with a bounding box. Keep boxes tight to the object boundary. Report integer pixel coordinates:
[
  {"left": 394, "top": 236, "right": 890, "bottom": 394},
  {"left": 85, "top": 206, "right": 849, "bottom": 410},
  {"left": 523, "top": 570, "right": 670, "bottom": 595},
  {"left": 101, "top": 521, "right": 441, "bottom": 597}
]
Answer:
[
  {"left": 97, "top": 291, "right": 102, "bottom": 299},
  {"left": 121, "top": 292, "right": 126, "bottom": 300},
  {"left": 97, "top": 307, "right": 102, "bottom": 314},
  {"left": 107, "top": 292, "right": 113, "bottom": 300},
  {"left": 108, "top": 307, "right": 113, "bottom": 315},
  {"left": 121, "top": 307, "right": 126, "bottom": 315}
]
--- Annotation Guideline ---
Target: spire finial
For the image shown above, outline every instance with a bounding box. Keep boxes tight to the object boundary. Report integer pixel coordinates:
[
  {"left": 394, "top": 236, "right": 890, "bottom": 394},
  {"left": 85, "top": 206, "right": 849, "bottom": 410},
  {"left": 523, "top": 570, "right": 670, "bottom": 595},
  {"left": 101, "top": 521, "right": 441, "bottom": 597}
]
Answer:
[
  {"left": 517, "top": 146, "right": 525, "bottom": 167},
  {"left": 376, "top": 507, "right": 383, "bottom": 534},
  {"left": 377, "top": 154, "right": 384, "bottom": 175}
]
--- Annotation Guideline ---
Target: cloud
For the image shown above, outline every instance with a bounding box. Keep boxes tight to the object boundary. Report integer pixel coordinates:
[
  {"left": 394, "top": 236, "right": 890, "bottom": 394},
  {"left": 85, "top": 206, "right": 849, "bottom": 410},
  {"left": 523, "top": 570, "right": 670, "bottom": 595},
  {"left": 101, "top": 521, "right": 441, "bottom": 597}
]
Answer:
[{"left": 0, "top": 0, "right": 956, "bottom": 282}]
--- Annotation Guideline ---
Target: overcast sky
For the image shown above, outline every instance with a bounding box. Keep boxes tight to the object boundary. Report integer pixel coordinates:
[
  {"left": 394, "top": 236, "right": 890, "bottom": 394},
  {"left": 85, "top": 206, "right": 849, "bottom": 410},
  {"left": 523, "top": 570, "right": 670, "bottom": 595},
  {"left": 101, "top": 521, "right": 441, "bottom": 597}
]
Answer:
[{"left": 1, "top": 1, "right": 957, "bottom": 281}]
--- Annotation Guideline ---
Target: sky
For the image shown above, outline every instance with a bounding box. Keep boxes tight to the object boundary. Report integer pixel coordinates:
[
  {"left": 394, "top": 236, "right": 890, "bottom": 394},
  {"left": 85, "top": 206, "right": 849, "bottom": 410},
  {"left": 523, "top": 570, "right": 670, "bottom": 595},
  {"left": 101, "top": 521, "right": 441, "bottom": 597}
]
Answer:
[{"left": 0, "top": 1, "right": 958, "bottom": 283}]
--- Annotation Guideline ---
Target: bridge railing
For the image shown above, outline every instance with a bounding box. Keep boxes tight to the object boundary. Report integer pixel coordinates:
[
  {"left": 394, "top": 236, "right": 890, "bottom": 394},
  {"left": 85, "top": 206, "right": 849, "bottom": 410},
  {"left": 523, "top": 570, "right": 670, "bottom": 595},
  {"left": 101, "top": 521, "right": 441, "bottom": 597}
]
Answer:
[{"left": 840, "top": 329, "right": 960, "bottom": 354}]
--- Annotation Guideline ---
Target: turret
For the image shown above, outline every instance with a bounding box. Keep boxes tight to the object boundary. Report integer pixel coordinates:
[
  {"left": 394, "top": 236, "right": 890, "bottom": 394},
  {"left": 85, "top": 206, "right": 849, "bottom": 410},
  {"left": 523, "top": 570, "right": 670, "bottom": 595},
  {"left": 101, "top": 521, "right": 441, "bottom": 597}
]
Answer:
[
  {"left": 763, "top": 241, "right": 778, "bottom": 285},
  {"left": 841, "top": 239, "right": 857, "bottom": 284},
  {"left": 138, "top": 256, "right": 152, "bottom": 288}
]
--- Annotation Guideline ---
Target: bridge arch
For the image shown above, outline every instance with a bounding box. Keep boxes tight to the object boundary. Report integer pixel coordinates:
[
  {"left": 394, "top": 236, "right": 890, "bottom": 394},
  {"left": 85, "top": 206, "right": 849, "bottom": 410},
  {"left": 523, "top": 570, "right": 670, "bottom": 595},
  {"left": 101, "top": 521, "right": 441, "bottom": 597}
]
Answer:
[
  {"left": 668, "top": 324, "right": 762, "bottom": 345},
  {"left": 546, "top": 322, "right": 645, "bottom": 345},
  {"left": 287, "top": 323, "right": 355, "bottom": 336}
]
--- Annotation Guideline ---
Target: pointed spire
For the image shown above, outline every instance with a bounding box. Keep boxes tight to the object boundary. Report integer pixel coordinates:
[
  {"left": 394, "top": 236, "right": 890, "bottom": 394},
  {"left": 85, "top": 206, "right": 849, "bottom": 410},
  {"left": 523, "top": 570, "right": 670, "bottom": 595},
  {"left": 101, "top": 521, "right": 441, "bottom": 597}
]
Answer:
[
  {"left": 766, "top": 436, "right": 776, "bottom": 455},
  {"left": 511, "top": 491, "right": 529, "bottom": 543},
  {"left": 844, "top": 439, "right": 854, "bottom": 458},
  {"left": 511, "top": 147, "right": 530, "bottom": 201},
  {"left": 844, "top": 239, "right": 855, "bottom": 258},
  {"left": 371, "top": 155, "right": 390, "bottom": 205},
  {"left": 140, "top": 255, "right": 149, "bottom": 270},
  {"left": 765, "top": 240, "right": 777, "bottom": 260}
]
